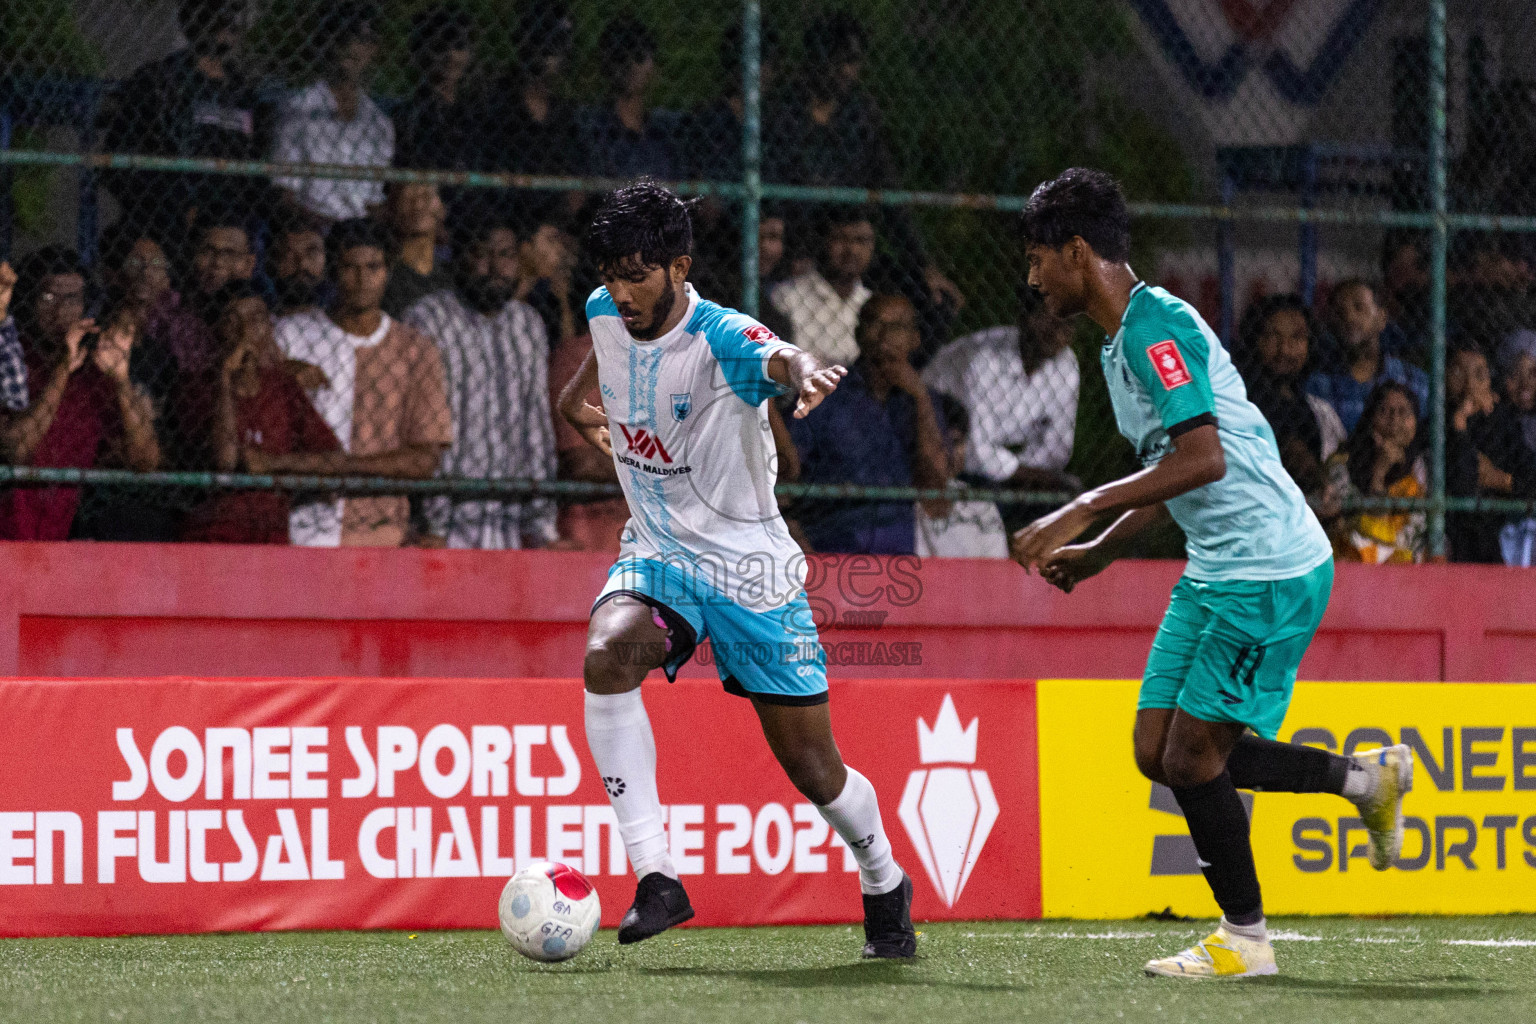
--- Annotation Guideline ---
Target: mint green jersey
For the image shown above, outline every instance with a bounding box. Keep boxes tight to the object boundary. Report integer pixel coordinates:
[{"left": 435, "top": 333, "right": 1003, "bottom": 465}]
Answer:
[{"left": 1102, "top": 282, "right": 1332, "bottom": 581}]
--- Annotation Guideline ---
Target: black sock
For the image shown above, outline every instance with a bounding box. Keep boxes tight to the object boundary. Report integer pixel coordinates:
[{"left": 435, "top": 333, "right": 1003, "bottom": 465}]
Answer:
[
  {"left": 1226, "top": 734, "right": 1349, "bottom": 794},
  {"left": 1171, "top": 770, "right": 1263, "bottom": 924}
]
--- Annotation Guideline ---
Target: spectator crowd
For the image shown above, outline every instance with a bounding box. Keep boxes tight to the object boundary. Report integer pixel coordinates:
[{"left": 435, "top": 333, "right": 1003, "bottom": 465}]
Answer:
[{"left": 1, "top": 0, "right": 1533, "bottom": 566}]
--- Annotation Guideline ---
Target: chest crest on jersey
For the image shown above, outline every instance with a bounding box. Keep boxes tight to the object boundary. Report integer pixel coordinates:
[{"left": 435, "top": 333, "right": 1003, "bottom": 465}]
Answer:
[{"left": 671, "top": 392, "right": 692, "bottom": 422}]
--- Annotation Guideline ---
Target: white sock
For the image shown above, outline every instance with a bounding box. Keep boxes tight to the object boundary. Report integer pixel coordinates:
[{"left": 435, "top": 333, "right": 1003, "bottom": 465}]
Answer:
[
  {"left": 1342, "top": 758, "right": 1378, "bottom": 800},
  {"left": 583, "top": 689, "right": 676, "bottom": 880},
  {"left": 816, "top": 766, "right": 903, "bottom": 896},
  {"left": 1221, "top": 915, "right": 1268, "bottom": 943}
]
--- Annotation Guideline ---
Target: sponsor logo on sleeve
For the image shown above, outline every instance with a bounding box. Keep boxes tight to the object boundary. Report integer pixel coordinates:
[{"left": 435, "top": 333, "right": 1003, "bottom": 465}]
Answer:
[
  {"left": 1147, "top": 340, "right": 1193, "bottom": 390},
  {"left": 742, "top": 324, "right": 779, "bottom": 343}
]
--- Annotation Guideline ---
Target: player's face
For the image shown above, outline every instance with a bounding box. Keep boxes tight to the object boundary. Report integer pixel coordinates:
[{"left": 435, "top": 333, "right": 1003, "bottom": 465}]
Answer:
[
  {"left": 602, "top": 254, "right": 691, "bottom": 341},
  {"left": 1026, "top": 242, "right": 1086, "bottom": 319}
]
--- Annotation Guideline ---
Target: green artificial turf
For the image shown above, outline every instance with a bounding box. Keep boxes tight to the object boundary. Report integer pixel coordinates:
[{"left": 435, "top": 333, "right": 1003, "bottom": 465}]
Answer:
[{"left": 3, "top": 917, "right": 1534, "bottom": 1023}]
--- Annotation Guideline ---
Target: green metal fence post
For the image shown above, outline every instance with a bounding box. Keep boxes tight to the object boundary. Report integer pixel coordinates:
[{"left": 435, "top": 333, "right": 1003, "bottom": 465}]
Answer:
[
  {"left": 739, "top": 0, "right": 763, "bottom": 316},
  {"left": 1428, "top": 0, "right": 1449, "bottom": 559}
]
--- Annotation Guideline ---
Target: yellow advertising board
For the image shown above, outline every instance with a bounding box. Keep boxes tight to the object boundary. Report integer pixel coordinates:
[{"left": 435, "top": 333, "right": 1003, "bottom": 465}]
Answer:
[{"left": 1037, "top": 679, "right": 1536, "bottom": 918}]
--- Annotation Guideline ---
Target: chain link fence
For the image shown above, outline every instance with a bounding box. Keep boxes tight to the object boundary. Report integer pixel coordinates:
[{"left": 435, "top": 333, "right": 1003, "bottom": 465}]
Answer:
[{"left": 1, "top": 0, "right": 1533, "bottom": 562}]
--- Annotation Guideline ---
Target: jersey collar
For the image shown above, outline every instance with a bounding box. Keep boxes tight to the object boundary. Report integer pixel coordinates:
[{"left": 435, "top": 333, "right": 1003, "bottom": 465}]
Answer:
[{"left": 1105, "top": 280, "right": 1150, "bottom": 348}]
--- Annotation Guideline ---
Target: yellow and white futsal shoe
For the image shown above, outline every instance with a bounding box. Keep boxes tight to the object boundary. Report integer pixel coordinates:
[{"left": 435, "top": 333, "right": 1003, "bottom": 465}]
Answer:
[
  {"left": 1350, "top": 744, "right": 1414, "bottom": 870},
  {"left": 1144, "top": 924, "right": 1277, "bottom": 979}
]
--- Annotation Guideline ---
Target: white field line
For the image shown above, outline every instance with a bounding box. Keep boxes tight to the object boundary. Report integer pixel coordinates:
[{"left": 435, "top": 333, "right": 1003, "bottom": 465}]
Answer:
[
  {"left": 956, "top": 930, "right": 1536, "bottom": 947},
  {"left": 1442, "top": 939, "right": 1536, "bottom": 947}
]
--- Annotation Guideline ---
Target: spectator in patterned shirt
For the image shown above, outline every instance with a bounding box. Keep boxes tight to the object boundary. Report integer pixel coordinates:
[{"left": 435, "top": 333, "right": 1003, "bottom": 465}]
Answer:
[
  {"left": 403, "top": 213, "right": 558, "bottom": 548},
  {"left": 1323, "top": 382, "right": 1428, "bottom": 564},
  {"left": 271, "top": 3, "right": 393, "bottom": 225},
  {"left": 769, "top": 205, "right": 875, "bottom": 367},
  {"left": 271, "top": 218, "right": 452, "bottom": 547},
  {"left": 1, "top": 262, "right": 27, "bottom": 415}
]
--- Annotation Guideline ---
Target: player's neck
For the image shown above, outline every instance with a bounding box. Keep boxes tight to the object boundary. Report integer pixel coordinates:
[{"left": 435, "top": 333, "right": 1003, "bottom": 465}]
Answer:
[{"left": 1085, "top": 263, "right": 1141, "bottom": 336}]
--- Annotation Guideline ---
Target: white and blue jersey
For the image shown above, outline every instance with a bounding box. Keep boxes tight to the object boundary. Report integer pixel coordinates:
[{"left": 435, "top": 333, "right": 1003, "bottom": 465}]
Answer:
[
  {"left": 1104, "top": 282, "right": 1333, "bottom": 581},
  {"left": 587, "top": 284, "right": 829, "bottom": 704}
]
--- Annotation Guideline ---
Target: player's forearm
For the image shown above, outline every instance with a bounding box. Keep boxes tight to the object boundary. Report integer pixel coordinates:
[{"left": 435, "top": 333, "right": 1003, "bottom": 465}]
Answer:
[
  {"left": 767, "top": 349, "right": 820, "bottom": 389},
  {"left": 117, "top": 384, "right": 162, "bottom": 472},
  {"left": 557, "top": 349, "right": 600, "bottom": 426},
  {"left": 1089, "top": 504, "right": 1170, "bottom": 559},
  {"left": 1078, "top": 425, "right": 1225, "bottom": 518}
]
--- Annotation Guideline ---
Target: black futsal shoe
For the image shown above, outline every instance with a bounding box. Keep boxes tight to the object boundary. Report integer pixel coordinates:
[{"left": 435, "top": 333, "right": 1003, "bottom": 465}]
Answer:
[
  {"left": 617, "top": 872, "right": 695, "bottom": 945},
  {"left": 860, "top": 873, "right": 917, "bottom": 959}
]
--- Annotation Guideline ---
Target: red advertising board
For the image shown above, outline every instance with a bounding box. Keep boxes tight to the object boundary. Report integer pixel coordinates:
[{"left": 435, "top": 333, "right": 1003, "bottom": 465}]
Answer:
[{"left": 0, "top": 677, "right": 1040, "bottom": 937}]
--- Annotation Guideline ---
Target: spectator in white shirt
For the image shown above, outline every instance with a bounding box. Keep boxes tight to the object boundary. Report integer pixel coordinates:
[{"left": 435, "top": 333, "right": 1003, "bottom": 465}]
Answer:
[
  {"left": 914, "top": 395, "right": 1009, "bottom": 559},
  {"left": 768, "top": 205, "right": 875, "bottom": 366},
  {"left": 923, "top": 286, "right": 1081, "bottom": 533},
  {"left": 271, "top": 3, "right": 393, "bottom": 225},
  {"left": 403, "top": 213, "right": 558, "bottom": 549}
]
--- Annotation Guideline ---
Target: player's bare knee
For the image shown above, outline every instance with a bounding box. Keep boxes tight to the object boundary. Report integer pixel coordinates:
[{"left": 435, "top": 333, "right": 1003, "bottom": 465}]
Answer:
[
  {"left": 1135, "top": 743, "right": 1169, "bottom": 785},
  {"left": 1162, "top": 742, "right": 1222, "bottom": 789},
  {"left": 582, "top": 639, "right": 649, "bottom": 694}
]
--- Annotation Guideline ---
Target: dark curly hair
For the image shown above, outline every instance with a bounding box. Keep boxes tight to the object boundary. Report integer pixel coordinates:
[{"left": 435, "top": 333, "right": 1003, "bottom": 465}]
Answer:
[
  {"left": 585, "top": 178, "right": 694, "bottom": 275},
  {"left": 1234, "top": 292, "right": 1319, "bottom": 384},
  {"left": 1020, "top": 167, "right": 1131, "bottom": 263}
]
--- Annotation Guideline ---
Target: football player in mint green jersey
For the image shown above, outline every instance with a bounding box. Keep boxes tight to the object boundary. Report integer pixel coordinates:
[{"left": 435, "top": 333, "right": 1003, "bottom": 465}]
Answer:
[{"left": 1011, "top": 168, "right": 1413, "bottom": 980}]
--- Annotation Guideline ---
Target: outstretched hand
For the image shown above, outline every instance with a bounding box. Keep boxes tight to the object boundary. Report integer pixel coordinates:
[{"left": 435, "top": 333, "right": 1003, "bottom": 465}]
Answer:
[{"left": 793, "top": 364, "right": 847, "bottom": 418}]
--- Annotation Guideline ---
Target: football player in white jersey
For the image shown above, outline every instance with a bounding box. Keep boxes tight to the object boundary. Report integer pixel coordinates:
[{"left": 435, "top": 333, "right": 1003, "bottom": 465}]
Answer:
[{"left": 557, "top": 181, "right": 917, "bottom": 957}]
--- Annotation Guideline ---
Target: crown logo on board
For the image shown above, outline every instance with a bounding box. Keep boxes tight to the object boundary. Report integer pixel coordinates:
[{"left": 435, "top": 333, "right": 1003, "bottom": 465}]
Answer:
[{"left": 917, "top": 694, "right": 978, "bottom": 765}]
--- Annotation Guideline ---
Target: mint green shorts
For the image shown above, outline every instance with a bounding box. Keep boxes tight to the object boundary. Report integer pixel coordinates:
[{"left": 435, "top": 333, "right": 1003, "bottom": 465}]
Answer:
[{"left": 1138, "top": 559, "right": 1333, "bottom": 739}]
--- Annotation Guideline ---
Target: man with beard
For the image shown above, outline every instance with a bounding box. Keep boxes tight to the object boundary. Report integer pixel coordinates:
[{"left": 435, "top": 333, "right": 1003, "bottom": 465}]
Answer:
[
  {"left": 556, "top": 180, "right": 917, "bottom": 958},
  {"left": 403, "top": 214, "right": 558, "bottom": 548},
  {"left": 268, "top": 212, "right": 330, "bottom": 317},
  {"left": 271, "top": 218, "right": 451, "bottom": 547}
]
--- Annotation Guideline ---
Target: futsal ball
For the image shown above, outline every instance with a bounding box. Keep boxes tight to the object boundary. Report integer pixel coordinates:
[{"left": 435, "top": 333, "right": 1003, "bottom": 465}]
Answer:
[{"left": 498, "top": 861, "right": 602, "bottom": 962}]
